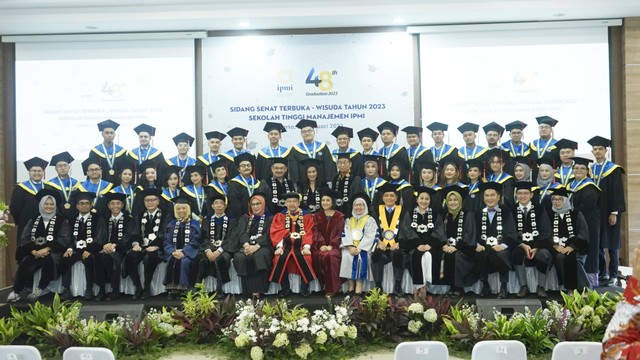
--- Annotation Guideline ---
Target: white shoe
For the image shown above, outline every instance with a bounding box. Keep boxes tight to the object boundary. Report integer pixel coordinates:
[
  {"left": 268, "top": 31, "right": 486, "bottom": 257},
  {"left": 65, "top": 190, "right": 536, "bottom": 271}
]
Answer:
[
  {"left": 6, "top": 291, "right": 20, "bottom": 302},
  {"left": 27, "top": 287, "right": 42, "bottom": 301}
]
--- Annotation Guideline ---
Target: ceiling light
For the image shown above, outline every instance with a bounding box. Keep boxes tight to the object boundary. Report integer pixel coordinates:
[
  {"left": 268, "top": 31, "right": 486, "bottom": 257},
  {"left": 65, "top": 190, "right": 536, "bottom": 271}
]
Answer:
[
  {"left": 393, "top": 17, "right": 404, "bottom": 24},
  {"left": 552, "top": 13, "right": 565, "bottom": 17},
  {"left": 85, "top": 26, "right": 98, "bottom": 30},
  {"left": 238, "top": 21, "right": 250, "bottom": 28}
]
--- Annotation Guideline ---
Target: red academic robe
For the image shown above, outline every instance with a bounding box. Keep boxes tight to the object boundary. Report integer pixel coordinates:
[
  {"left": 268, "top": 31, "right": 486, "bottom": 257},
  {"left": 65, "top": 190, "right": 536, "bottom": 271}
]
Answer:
[
  {"left": 311, "top": 211, "right": 345, "bottom": 294},
  {"left": 269, "top": 211, "right": 317, "bottom": 284},
  {"left": 603, "top": 276, "right": 640, "bottom": 359}
]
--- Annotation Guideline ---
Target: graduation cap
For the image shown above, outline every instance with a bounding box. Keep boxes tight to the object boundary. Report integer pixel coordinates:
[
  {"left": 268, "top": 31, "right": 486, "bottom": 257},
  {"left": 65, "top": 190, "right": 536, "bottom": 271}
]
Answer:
[
  {"left": 161, "top": 165, "right": 182, "bottom": 184},
  {"left": 479, "top": 181, "right": 503, "bottom": 194},
  {"left": 104, "top": 191, "right": 127, "bottom": 204},
  {"left": 172, "top": 132, "right": 195, "bottom": 146},
  {"left": 388, "top": 157, "right": 409, "bottom": 172},
  {"left": 362, "top": 154, "right": 383, "bottom": 165},
  {"left": 281, "top": 192, "right": 302, "bottom": 201},
  {"left": 514, "top": 181, "right": 536, "bottom": 192},
  {"left": 465, "top": 158, "right": 485, "bottom": 172},
  {"left": 300, "top": 158, "right": 323, "bottom": 170},
  {"left": 485, "top": 148, "right": 510, "bottom": 163},
  {"left": 81, "top": 158, "right": 101, "bottom": 173},
  {"left": 331, "top": 126, "right": 353, "bottom": 138},
  {"left": 426, "top": 122, "right": 448, "bottom": 132},
  {"left": 97, "top": 119, "right": 120, "bottom": 132},
  {"left": 457, "top": 122, "right": 479, "bottom": 134},
  {"left": 414, "top": 186, "right": 438, "bottom": 197},
  {"left": 414, "top": 160, "right": 438, "bottom": 172},
  {"left": 208, "top": 193, "right": 227, "bottom": 204},
  {"left": 505, "top": 120, "right": 527, "bottom": 132},
  {"left": 295, "top": 119, "right": 317, "bottom": 129},
  {"left": 133, "top": 123, "right": 156, "bottom": 136},
  {"left": 535, "top": 156, "right": 556, "bottom": 168},
  {"left": 550, "top": 187, "right": 572, "bottom": 198},
  {"left": 137, "top": 187, "right": 162, "bottom": 200},
  {"left": 554, "top": 138, "right": 578, "bottom": 151},
  {"left": 438, "top": 153, "right": 460, "bottom": 169},
  {"left": 35, "top": 188, "right": 62, "bottom": 204},
  {"left": 208, "top": 159, "right": 229, "bottom": 171},
  {"left": 402, "top": 126, "right": 423, "bottom": 135},
  {"left": 536, "top": 116, "right": 559, "bottom": 127},
  {"left": 357, "top": 128, "right": 379, "bottom": 142},
  {"left": 234, "top": 152, "right": 255, "bottom": 166},
  {"left": 171, "top": 193, "right": 196, "bottom": 208},
  {"left": 351, "top": 192, "right": 372, "bottom": 207},
  {"left": 482, "top": 122, "right": 505, "bottom": 136},
  {"left": 319, "top": 188, "right": 339, "bottom": 200},
  {"left": 137, "top": 159, "right": 158, "bottom": 174},
  {"left": 377, "top": 121, "right": 399, "bottom": 135},
  {"left": 336, "top": 152, "right": 353, "bottom": 161},
  {"left": 50, "top": 152, "right": 74, "bottom": 166},
  {"left": 263, "top": 122, "right": 286, "bottom": 133},
  {"left": 587, "top": 136, "right": 612, "bottom": 148},
  {"left": 24, "top": 157, "right": 48, "bottom": 170},
  {"left": 514, "top": 156, "right": 531, "bottom": 166},
  {"left": 570, "top": 157, "right": 592, "bottom": 167},
  {"left": 205, "top": 131, "right": 227, "bottom": 141},
  {"left": 377, "top": 182, "right": 399, "bottom": 194},
  {"left": 444, "top": 185, "right": 469, "bottom": 200},
  {"left": 270, "top": 157, "right": 288, "bottom": 166},
  {"left": 227, "top": 127, "right": 249, "bottom": 138},
  {"left": 70, "top": 191, "right": 96, "bottom": 204},
  {"left": 184, "top": 165, "right": 206, "bottom": 177},
  {"left": 115, "top": 159, "right": 135, "bottom": 176}
]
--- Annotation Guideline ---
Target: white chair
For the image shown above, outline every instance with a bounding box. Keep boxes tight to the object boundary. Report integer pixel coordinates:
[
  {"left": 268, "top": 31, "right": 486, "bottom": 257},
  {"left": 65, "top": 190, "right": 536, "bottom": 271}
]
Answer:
[
  {"left": 63, "top": 347, "right": 115, "bottom": 360},
  {"left": 551, "top": 341, "right": 603, "bottom": 360},
  {"left": 471, "top": 340, "right": 527, "bottom": 360},
  {"left": 394, "top": 341, "right": 448, "bottom": 360},
  {"left": 0, "top": 345, "right": 42, "bottom": 360}
]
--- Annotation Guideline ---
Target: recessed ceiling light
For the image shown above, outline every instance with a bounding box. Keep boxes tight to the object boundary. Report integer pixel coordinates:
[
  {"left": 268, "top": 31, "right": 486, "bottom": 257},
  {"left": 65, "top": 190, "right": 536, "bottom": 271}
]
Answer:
[
  {"left": 552, "top": 13, "right": 565, "bottom": 17},
  {"left": 85, "top": 26, "right": 98, "bottom": 30},
  {"left": 239, "top": 21, "right": 250, "bottom": 28},
  {"left": 393, "top": 17, "right": 404, "bottom": 24}
]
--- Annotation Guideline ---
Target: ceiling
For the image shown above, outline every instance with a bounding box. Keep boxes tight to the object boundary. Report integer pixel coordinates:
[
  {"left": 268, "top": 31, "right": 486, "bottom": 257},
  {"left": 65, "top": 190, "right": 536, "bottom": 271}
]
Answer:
[{"left": 0, "top": 0, "right": 640, "bottom": 36}]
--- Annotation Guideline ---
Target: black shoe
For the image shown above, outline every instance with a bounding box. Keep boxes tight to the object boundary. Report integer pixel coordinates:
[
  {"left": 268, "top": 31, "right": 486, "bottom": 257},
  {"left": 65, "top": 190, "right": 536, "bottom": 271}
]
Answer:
[
  {"left": 132, "top": 289, "right": 143, "bottom": 301},
  {"left": 84, "top": 289, "right": 94, "bottom": 301},
  {"left": 497, "top": 284, "right": 508, "bottom": 299},
  {"left": 95, "top": 290, "right": 107, "bottom": 302},
  {"left": 516, "top": 285, "right": 529, "bottom": 298},
  {"left": 375, "top": 282, "right": 383, "bottom": 291},
  {"left": 301, "top": 283, "right": 310, "bottom": 297},
  {"left": 167, "top": 292, "right": 175, "bottom": 301},
  {"left": 450, "top": 288, "right": 462, "bottom": 297},
  {"left": 278, "top": 288, "right": 291, "bottom": 298},
  {"left": 60, "top": 288, "right": 72, "bottom": 301},
  {"left": 107, "top": 292, "right": 120, "bottom": 301},
  {"left": 141, "top": 288, "right": 151, "bottom": 300},
  {"left": 394, "top": 282, "right": 403, "bottom": 296},
  {"left": 536, "top": 286, "right": 548, "bottom": 298},
  {"left": 481, "top": 281, "right": 491, "bottom": 297}
]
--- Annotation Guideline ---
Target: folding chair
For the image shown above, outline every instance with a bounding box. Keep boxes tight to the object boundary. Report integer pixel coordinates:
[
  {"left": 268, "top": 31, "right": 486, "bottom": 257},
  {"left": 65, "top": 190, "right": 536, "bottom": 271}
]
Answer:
[
  {"left": 551, "top": 341, "right": 603, "bottom": 360},
  {"left": 394, "top": 341, "right": 449, "bottom": 360},
  {"left": 471, "top": 340, "right": 527, "bottom": 360}
]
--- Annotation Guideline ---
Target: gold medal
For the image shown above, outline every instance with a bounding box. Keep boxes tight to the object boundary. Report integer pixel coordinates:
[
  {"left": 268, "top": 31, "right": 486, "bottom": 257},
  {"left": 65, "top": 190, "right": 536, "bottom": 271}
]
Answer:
[
  {"left": 64, "top": 203, "right": 71, "bottom": 209},
  {"left": 109, "top": 169, "right": 115, "bottom": 175}
]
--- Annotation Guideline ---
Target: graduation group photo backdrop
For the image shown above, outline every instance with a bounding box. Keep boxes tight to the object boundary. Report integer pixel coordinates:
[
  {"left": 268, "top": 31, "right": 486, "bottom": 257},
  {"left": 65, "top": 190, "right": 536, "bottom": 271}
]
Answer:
[{"left": 201, "top": 32, "right": 415, "bottom": 150}]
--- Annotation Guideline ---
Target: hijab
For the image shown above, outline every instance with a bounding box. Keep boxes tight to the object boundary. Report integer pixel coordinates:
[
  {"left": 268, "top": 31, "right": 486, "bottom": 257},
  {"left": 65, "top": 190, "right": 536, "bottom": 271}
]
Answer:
[
  {"left": 551, "top": 195, "right": 572, "bottom": 214},
  {"left": 249, "top": 194, "right": 266, "bottom": 216},
  {"left": 515, "top": 162, "right": 531, "bottom": 181},
  {"left": 446, "top": 191, "right": 463, "bottom": 218},
  {"left": 351, "top": 197, "right": 369, "bottom": 220},
  {"left": 536, "top": 164, "right": 554, "bottom": 188},
  {"left": 39, "top": 195, "right": 56, "bottom": 222}
]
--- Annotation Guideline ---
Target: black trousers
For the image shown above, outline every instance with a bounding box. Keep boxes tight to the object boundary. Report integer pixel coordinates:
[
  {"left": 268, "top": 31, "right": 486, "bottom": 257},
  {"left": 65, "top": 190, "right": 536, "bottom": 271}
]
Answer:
[
  {"left": 59, "top": 252, "right": 103, "bottom": 290},
  {"left": 123, "top": 250, "right": 163, "bottom": 291},
  {"left": 474, "top": 247, "right": 511, "bottom": 283},
  {"left": 371, "top": 248, "right": 405, "bottom": 284},
  {"left": 97, "top": 252, "right": 123, "bottom": 293},
  {"left": 13, "top": 255, "right": 55, "bottom": 292}
]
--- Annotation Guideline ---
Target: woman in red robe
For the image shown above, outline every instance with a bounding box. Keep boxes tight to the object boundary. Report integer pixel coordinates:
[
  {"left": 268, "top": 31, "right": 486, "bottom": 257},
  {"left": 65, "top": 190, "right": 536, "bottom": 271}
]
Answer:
[
  {"left": 312, "top": 189, "right": 345, "bottom": 297},
  {"left": 269, "top": 193, "right": 317, "bottom": 297}
]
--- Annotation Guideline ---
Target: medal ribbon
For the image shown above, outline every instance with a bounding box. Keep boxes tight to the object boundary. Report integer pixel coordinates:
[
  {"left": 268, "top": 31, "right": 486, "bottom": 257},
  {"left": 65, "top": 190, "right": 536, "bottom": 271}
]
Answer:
[{"left": 378, "top": 205, "right": 402, "bottom": 247}]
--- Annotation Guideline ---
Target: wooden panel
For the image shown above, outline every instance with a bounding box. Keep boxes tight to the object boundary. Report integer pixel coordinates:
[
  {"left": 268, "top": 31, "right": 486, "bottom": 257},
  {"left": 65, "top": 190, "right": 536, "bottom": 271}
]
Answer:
[
  {"left": 625, "top": 66, "right": 640, "bottom": 121},
  {"left": 626, "top": 229, "right": 640, "bottom": 265},
  {"left": 624, "top": 18, "right": 640, "bottom": 65},
  {"left": 624, "top": 120, "right": 640, "bottom": 173}
]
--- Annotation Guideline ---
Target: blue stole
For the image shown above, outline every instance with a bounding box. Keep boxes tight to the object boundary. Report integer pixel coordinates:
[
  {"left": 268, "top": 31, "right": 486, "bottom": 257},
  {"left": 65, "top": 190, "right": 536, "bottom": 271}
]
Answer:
[
  {"left": 46, "top": 177, "right": 78, "bottom": 203},
  {"left": 502, "top": 141, "right": 530, "bottom": 157},
  {"left": 225, "top": 148, "right": 252, "bottom": 158},
  {"left": 209, "top": 179, "right": 228, "bottom": 195},
  {"left": 130, "top": 147, "right": 161, "bottom": 164},
  {"left": 458, "top": 145, "right": 485, "bottom": 160},
  {"left": 18, "top": 180, "right": 43, "bottom": 195},
  {"left": 430, "top": 144, "right": 454, "bottom": 162},
  {"left": 531, "top": 138, "right": 557, "bottom": 158},
  {"left": 112, "top": 185, "right": 135, "bottom": 212},
  {"left": 407, "top": 145, "right": 428, "bottom": 167},
  {"left": 590, "top": 161, "right": 621, "bottom": 187},
  {"left": 260, "top": 145, "right": 289, "bottom": 158},
  {"left": 77, "top": 179, "right": 113, "bottom": 205}
]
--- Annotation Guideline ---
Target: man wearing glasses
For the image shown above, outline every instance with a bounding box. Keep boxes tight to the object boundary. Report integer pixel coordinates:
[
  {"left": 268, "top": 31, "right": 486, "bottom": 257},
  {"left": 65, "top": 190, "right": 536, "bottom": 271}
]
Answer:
[
  {"left": 289, "top": 119, "right": 336, "bottom": 187},
  {"left": 75, "top": 158, "right": 113, "bottom": 217}
]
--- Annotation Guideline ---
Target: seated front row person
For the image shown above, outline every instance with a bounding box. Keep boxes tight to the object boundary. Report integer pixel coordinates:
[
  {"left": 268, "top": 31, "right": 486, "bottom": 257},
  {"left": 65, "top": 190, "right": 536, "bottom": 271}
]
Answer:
[
  {"left": 269, "top": 193, "right": 317, "bottom": 297},
  {"left": 8, "top": 189, "right": 69, "bottom": 302}
]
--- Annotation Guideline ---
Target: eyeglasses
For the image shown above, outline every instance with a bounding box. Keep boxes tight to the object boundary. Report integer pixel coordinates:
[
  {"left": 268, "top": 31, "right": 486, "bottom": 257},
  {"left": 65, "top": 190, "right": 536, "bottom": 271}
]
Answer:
[
  {"left": 144, "top": 198, "right": 159, "bottom": 202},
  {"left": 250, "top": 202, "right": 262, "bottom": 206},
  {"left": 239, "top": 163, "right": 252, "bottom": 168},
  {"left": 87, "top": 168, "right": 101, "bottom": 172},
  {"left": 301, "top": 129, "right": 315, "bottom": 134}
]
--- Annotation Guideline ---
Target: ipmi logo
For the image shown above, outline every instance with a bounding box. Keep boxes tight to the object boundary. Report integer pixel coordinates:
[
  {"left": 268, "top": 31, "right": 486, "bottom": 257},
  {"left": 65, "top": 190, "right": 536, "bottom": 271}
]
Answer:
[{"left": 276, "top": 69, "right": 294, "bottom": 93}]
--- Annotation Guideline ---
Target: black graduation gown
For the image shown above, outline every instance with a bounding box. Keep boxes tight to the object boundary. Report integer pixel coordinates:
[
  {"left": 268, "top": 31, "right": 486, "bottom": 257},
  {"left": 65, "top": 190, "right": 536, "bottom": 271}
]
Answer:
[
  {"left": 233, "top": 214, "right": 274, "bottom": 276},
  {"left": 473, "top": 207, "right": 519, "bottom": 278},
  {"left": 17, "top": 215, "right": 69, "bottom": 280},
  {"left": 192, "top": 215, "right": 239, "bottom": 285},
  {"left": 9, "top": 183, "right": 41, "bottom": 254},
  {"left": 380, "top": 146, "right": 409, "bottom": 179},
  {"left": 511, "top": 205, "right": 553, "bottom": 272},
  {"left": 332, "top": 173, "right": 365, "bottom": 215},
  {"left": 264, "top": 177, "right": 296, "bottom": 215},
  {"left": 97, "top": 214, "right": 134, "bottom": 289},
  {"left": 570, "top": 182, "right": 601, "bottom": 273},
  {"left": 593, "top": 164, "right": 625, "bottom": 249},
  {"left": 549, "top": 209, "right": 590, "bottom": 290},
  {"left": 404, "top": 209, "right": 447, "bottom": 285},
  {"left": 462, "top": 183, "right": 484, "bottom": 213},
  {"left": 371, "top": 206, "right": 418, "bottom": 284},
  {"left": 289, "top": 142, "right": 336, "bottom": 185},
  {"left": 121, "top": 209, "right": 168, "bottom": 281},
  {"left": 392, "top": 182, "right": 416, "bottom": 212},
  {"left": 227, "top": 177, "right": 268, "bottom": 218},
  {"left": 88, "top": 145, "right": 129, "bottom": 185},
  {"left": 443, "top": 210, "right": 477, "bottom": 287}
]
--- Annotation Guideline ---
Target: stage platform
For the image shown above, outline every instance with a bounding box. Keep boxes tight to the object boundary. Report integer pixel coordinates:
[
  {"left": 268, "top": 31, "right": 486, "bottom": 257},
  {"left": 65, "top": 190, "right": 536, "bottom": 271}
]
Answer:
[{"left": 0, "top": 284, "right": 624, "bottom": 320}]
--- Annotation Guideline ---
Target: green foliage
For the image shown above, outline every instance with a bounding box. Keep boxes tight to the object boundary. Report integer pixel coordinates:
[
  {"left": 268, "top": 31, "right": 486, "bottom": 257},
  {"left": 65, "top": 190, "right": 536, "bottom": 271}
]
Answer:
[
  {"left": 0, "top": 317, "right": 22, "bottom": 345},
  {"left": 351, "top": 288, "right": 404, "bottom": 342}
]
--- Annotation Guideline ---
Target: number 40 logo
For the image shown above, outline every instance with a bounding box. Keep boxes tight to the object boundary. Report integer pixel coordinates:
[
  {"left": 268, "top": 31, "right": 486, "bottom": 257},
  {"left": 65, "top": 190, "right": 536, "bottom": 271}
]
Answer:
[{"left": 305, "top": 68, "right": 337, "bottom": 91}]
